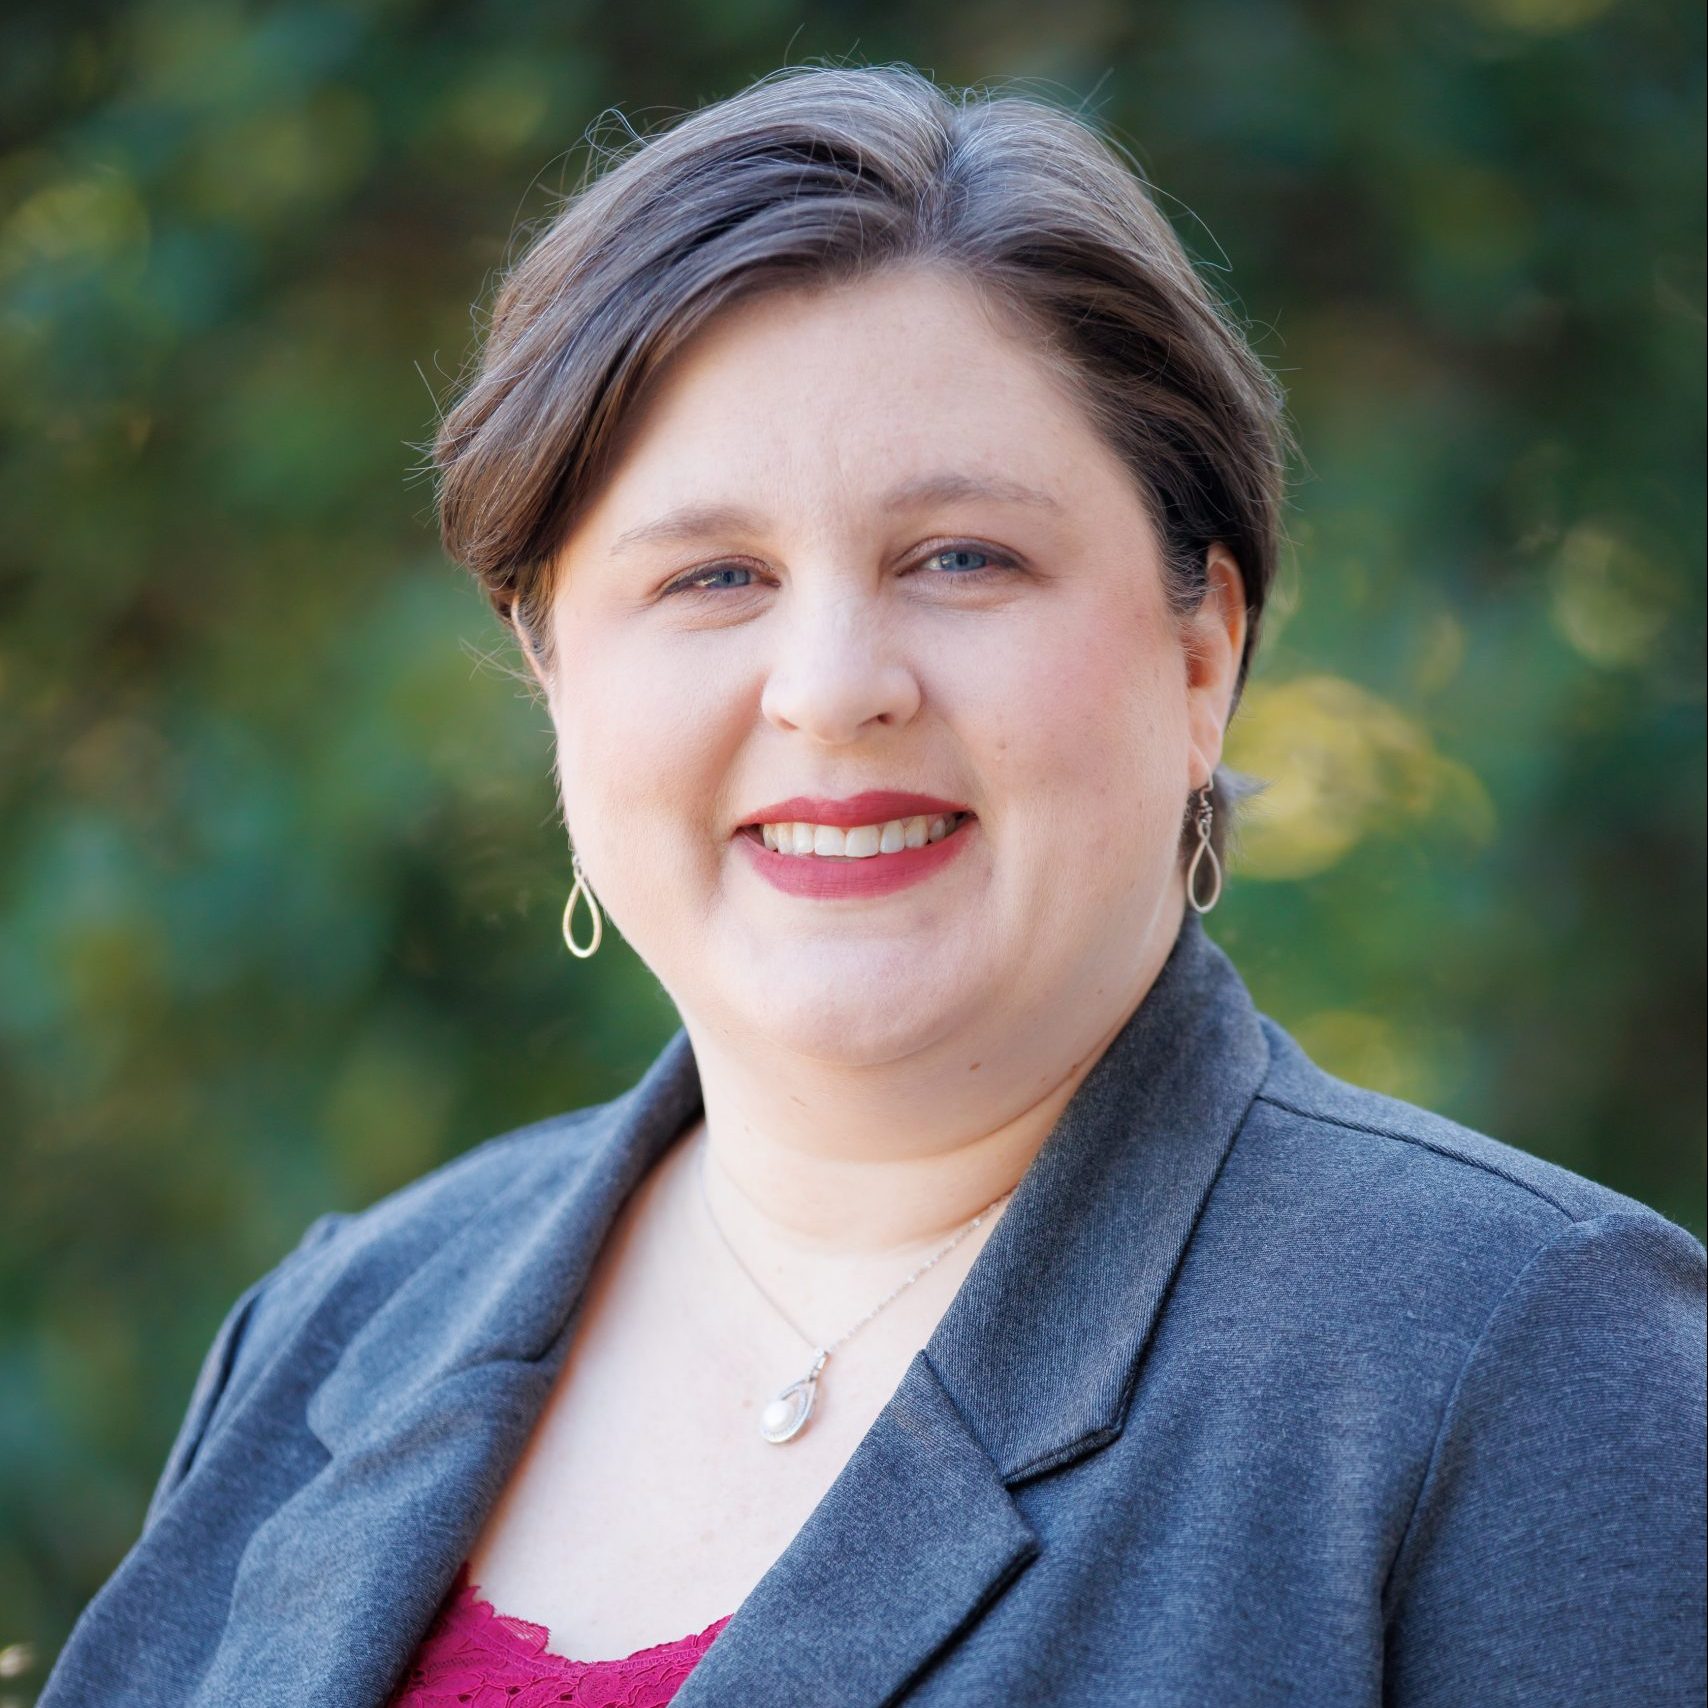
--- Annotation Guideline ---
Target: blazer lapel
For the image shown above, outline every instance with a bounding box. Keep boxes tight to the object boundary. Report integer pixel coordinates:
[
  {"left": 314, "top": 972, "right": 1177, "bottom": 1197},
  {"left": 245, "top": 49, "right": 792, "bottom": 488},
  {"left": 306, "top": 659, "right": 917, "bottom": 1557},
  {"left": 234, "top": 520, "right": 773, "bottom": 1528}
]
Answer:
[
  {"left": 195, "top": 912, "right": 1269, "bottom": 1707},
  {"left": 190, "top": 1032, "right": 705, "bottom": 1707},
  {"left": 675, "top": 911, "right": 1272, "bottom": 1705},
  {"left": 670, "top": 1354, "right": 1038, "bottom": 1708}
]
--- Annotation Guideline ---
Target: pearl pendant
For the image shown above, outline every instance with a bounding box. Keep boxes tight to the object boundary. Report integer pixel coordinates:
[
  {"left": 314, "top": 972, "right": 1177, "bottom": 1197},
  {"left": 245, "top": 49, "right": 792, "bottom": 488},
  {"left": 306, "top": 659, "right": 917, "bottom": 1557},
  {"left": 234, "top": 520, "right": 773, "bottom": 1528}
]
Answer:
[{"left": 760, "top": 1349, "right": 828, "bottom": 1445}]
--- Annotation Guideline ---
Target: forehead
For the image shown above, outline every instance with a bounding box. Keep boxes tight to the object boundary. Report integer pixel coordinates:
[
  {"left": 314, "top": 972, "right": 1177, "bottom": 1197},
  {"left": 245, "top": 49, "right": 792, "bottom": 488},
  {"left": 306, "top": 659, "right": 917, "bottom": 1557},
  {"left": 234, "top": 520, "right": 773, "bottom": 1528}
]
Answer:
[{"left": 575, "top": 267, "right": 1133, "bottom": 540}]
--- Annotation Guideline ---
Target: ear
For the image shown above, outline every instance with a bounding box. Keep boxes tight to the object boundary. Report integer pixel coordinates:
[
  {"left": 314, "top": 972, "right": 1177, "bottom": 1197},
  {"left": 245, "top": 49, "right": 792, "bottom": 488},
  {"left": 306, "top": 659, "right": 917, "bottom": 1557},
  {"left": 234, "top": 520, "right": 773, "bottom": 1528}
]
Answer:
[{"left": 1182, "top": 544, "right": 1248, "bottom": 792}]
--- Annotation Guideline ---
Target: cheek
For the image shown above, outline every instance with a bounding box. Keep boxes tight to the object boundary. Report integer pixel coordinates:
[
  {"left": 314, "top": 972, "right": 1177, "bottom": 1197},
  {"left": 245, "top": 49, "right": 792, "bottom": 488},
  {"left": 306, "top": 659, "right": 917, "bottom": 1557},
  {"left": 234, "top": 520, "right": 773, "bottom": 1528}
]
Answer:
[
  {"left": 956, "top": 597, "right": 1188, "bottom": 823},
  {"left": 550, "top": 631, "right": 736, "bottom": 838}
]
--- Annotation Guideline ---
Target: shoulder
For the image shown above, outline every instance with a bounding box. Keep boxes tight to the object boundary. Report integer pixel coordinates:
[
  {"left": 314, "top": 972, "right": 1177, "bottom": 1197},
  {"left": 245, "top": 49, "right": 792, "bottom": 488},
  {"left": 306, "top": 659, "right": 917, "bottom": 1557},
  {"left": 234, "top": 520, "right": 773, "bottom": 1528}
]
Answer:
[
  {"left": 263, "top": 1096, "right": 621, "bottom": 1311},
  {"left": 144, "top": 1092, "right": 635, "bottom": 1530},
  {"left": 1220, "top": 1013, "right": 1706, "bottom": 1345},
  {"left": 1250, "top": 1005, "right": 1708, "bottom": 1692},
  {"left": 314, "top": 1098, "right": 614, "bottom": 1247},
  {"left": 1251, "top": 1012, "right": 1665, "bottom": 1225},
  {"left": 210, "top": 1097, "right": 629, "bottom": 1409},
  {"left": 1249, "top": 1010, "right": 1698, "bottom": 1237},
  {"left": 1195, "top": 1012, "right": 1703, "bottom": 1606}
]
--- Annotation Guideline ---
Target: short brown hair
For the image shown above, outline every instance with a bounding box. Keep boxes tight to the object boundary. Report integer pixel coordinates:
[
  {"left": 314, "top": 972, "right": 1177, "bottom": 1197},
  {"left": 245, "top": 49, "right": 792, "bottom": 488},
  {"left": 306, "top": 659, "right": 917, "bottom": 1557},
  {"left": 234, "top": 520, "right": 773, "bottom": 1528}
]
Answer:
[{"left": 433, "top": 62, "right": 1293, "bottom": 870}]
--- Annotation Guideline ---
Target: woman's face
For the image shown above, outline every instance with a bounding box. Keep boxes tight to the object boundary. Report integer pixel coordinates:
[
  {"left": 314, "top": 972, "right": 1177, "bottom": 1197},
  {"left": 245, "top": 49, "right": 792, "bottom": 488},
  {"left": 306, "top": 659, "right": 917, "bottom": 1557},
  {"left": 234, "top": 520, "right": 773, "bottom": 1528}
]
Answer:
[{"left": 532, "top": 267, "right": 1244, "bottom": 1068}]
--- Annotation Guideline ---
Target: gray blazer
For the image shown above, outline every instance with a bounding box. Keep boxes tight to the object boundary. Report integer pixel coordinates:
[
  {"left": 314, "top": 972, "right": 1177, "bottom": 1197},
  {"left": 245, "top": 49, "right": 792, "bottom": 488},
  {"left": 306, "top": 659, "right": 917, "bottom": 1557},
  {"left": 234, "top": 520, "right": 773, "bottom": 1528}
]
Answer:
[{"left": 40, "top": 914, "right": 1707, "bottom": 1705}]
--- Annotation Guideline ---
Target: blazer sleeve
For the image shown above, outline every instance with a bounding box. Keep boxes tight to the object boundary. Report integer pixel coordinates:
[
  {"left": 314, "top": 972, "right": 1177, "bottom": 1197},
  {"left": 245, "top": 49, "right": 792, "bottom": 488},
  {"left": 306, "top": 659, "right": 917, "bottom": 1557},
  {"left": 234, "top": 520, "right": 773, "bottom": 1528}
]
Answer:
[
  {"left": 1383, "top": 1208, "right": 1707, "bottom": 1706},
  {"left": 140, "top": 1208, "right": 350, "bottom": 1536}
]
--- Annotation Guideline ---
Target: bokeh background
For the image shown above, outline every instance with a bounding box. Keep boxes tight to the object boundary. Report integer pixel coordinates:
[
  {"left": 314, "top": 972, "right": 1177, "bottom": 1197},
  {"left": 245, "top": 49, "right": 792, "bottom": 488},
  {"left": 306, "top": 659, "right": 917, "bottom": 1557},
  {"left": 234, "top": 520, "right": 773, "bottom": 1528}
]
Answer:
[{"left": 2, "top": 0, "right": 1703, "bottom": 1692}]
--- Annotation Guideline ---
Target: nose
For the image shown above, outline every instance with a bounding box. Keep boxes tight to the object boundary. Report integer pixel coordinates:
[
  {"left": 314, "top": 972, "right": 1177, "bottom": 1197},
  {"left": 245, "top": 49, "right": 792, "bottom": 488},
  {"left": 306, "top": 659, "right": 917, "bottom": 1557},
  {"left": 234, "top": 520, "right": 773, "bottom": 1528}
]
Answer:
[{"left": 760, "top": 583, "right": 922, "bottom": 745}]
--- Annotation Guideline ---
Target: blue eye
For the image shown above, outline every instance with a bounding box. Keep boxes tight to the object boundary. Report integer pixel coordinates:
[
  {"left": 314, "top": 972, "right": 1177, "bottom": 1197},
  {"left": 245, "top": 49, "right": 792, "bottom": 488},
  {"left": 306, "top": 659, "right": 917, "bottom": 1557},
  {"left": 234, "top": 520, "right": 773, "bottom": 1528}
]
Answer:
[
  {"left": 672, "top": 564, "right": 756, "bottom": 594},
  {"left": 928, "top": 547, "right": 996, "bottom": 575},
  {"left": 667, "top": 544, "right": 1012, "bottom": 598}
]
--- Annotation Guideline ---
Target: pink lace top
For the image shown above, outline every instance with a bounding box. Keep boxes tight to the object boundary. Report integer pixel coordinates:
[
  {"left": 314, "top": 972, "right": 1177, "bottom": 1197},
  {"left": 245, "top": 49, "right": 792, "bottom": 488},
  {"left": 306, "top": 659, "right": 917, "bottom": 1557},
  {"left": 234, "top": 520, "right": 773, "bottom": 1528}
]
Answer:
[{"left": 385, "top": 1560, "right": 734, "bottom": 1708}]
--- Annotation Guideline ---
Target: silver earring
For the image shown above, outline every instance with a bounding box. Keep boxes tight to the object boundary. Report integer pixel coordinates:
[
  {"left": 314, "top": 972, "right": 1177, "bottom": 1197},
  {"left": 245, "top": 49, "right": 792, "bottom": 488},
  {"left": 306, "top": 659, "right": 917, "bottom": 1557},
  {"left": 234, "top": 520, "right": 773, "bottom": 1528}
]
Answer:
[
  {"left": 1186, "top": 784, "right": 1222, "bottom": 915},
  {"left": 561, "top": 850, "right": 604, "bottom": 958}
]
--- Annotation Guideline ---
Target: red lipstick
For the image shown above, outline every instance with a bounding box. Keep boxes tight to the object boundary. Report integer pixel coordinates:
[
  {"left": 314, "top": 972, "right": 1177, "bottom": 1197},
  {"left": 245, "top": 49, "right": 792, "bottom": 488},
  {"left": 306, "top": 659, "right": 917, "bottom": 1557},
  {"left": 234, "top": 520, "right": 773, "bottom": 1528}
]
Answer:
[
  {"left": 736, "top": 790, "right": 970, "bottom": 829},
  {"left": 731, "top": 792, "right": 978, "bottom": 900}
]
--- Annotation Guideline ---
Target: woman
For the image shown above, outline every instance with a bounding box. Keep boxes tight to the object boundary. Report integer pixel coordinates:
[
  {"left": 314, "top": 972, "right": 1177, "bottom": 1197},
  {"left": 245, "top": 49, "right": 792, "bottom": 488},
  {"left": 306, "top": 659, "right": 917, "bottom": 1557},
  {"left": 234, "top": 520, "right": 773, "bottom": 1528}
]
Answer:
[{"left": 42, "top": 63, "right": 1704, "bottom": 1708}]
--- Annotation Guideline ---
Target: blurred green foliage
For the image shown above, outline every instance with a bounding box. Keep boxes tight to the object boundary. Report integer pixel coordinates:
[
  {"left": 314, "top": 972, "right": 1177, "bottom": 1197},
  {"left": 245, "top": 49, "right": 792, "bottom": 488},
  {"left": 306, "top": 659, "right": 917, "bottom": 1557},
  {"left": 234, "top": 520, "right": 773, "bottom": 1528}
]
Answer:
[{"left": 1, "top": 0, "right": 1702, "bottom": 1691}]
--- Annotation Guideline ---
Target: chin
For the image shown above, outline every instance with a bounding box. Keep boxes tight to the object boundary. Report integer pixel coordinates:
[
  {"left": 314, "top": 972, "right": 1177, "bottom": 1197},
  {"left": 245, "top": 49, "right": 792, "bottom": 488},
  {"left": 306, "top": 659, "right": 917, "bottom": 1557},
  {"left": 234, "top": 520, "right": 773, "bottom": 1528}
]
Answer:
[{"left": 753, "top": 984, "right": 974, "bottom": 1068}]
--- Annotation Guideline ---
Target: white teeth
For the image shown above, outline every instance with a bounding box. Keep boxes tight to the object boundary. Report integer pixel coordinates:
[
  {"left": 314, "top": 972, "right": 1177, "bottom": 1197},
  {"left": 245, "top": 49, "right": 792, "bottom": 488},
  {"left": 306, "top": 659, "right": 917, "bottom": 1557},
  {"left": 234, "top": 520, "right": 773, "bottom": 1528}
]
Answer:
[
  {"left": 755, "top": 812, "right": 967, "bottom": 857},
  {"left": 843, "top": 824, "right": 881, "bottom": 858}
]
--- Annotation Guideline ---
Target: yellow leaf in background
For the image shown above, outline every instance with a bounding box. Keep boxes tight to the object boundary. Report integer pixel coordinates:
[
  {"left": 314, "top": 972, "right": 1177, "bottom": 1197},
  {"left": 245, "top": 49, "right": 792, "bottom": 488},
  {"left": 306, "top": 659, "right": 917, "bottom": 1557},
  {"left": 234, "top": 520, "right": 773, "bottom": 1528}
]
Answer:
[
  {"left": 1290, "top": 1009, "right": 1441, "bottom": 1106},
  {"left": 1226, "top": 674, "right": 1493, "bottom": 879},
  {"left": 0, "top": 167, "right": 150, "bottom": 280},
  {"left": 1455, "top": 0, "right": 1619, "bottom": 33},
  {"left": 1548, "top": 522, "right": 1675, "bottom": 670}
]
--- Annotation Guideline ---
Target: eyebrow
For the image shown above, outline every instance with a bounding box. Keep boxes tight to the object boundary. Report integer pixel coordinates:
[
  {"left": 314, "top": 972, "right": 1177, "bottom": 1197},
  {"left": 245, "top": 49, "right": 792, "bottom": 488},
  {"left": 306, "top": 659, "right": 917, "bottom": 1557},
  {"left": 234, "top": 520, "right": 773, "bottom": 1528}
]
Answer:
[{"left": 605, "top": 471, "right": 1062, "bottom": 557}]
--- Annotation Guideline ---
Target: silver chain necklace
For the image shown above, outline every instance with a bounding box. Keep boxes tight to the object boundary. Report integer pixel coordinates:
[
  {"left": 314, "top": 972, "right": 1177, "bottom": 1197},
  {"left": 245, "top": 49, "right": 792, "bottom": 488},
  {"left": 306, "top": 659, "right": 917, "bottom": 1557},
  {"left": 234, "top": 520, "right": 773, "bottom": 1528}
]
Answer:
[{"left": 694, "top": 1138, "right": 1016, "bottom": 1445}]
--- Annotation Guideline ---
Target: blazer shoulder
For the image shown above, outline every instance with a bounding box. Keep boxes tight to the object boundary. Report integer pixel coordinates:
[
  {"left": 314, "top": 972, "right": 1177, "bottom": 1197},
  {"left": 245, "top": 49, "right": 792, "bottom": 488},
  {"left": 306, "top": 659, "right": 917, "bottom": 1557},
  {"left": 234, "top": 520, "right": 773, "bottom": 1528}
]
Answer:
[
  {"left": 299, "top": 1092, "right": 625, "bottom": 1278},
  {"left": 1220, "top": 1015, "right": 1706, "bottom": 1404},
  {"left": 1250, "top": 1012, "right": 1700, "bottom": 1244},
  {"left": 144, "top": 1088, "right": 638, "bottom": 1528},
  {"left": 226, "top": 1095, "right": 627, "bottom": 1397}
]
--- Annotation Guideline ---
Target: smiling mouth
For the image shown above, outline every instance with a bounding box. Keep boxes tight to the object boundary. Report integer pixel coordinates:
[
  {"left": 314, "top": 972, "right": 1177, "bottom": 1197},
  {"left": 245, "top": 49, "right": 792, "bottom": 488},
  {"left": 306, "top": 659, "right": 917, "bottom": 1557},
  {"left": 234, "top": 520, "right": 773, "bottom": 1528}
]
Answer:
[{"left": 741, "top": 811, "right": 974, "bottom": 859}]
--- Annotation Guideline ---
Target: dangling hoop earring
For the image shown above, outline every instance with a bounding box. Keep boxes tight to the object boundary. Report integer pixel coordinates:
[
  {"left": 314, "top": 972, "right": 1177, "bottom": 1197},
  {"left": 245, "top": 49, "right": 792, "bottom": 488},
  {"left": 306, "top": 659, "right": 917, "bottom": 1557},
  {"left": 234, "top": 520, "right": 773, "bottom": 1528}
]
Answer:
[
  {"left": 1185, "top": 783, "right": 1223, "bottom": 915},
  {"left": 561, "top": 850, "right": 604, "bottom": 958}
]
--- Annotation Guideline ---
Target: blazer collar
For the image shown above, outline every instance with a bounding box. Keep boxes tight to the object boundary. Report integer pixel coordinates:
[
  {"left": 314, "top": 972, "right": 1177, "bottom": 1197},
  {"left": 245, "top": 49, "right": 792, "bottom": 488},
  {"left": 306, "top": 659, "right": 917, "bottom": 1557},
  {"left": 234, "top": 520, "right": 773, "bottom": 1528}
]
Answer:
[{"left": 206, "top": 911, "right": 1270, "bottom": 1706}]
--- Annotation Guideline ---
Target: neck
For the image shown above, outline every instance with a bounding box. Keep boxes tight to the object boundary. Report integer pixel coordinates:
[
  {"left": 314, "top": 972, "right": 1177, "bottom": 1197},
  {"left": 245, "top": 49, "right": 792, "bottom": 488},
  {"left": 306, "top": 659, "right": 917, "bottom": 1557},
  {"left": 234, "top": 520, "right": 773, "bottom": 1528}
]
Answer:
[{"left": 676, "top": 897, "right": 1187, "bottom": 1269}]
